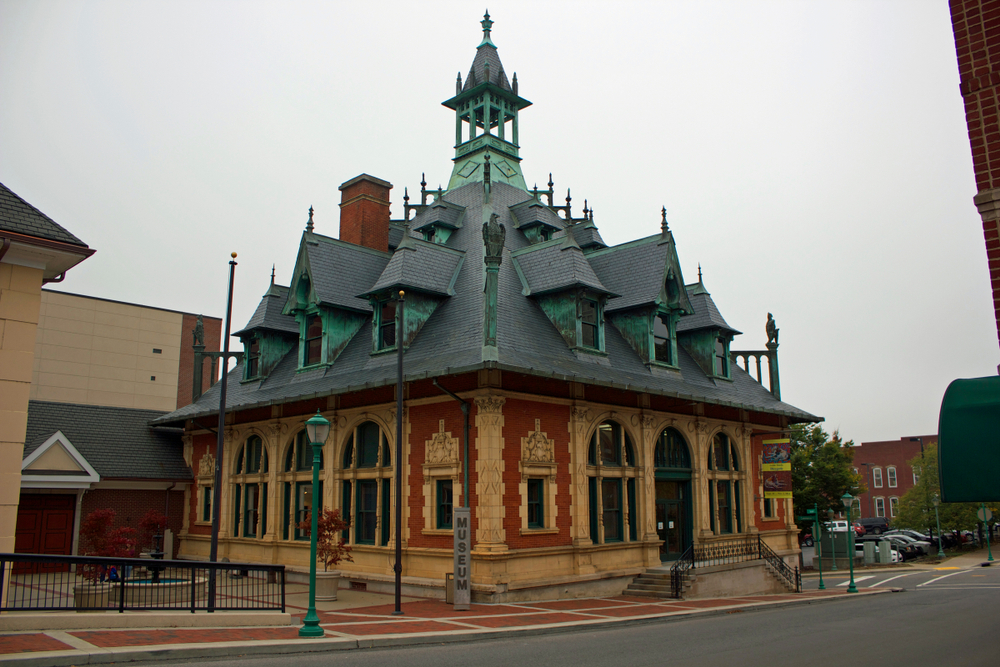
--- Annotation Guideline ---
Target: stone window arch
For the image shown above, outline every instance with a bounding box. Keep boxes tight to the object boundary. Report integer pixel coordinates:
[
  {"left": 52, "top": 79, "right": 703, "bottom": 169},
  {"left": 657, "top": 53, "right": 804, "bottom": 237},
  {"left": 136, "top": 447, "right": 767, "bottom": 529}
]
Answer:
[
  {"left": 706, "top": 431, "right": 742, "bottom": 535},
  {"left": 232, "top": 434, "right": 269, "bottom": 539},
  {"left": 586, "top": 419, "right": 638, "bottom": 543}
]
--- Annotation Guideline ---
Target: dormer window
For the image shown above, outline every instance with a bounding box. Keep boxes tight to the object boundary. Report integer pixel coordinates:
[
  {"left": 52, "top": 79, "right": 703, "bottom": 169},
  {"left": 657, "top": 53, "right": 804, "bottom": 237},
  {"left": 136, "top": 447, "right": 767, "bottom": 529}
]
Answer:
[
  {"left": 581, "top": 298, "right": 600, "bottom": 350},
  {"left": 653, "top": 314, "right": 673, "bottom": 365},
  {"left": 246, "top": 338, "right": 260, "bottom": 379},
  {"left": 304, "top": 315, "right": 322, "bottom": 366},
  {"left": 538, "top": 227, "right": 550, "bottom": 242},
  {"left": 422, "top": 228, "right": 436, "bottom": 243},
  {"left": 377, "top": 299, "right": 397, "bottom": 350},
  {"left": 714, "top": 336, "right": 730, "bottom": 378}
]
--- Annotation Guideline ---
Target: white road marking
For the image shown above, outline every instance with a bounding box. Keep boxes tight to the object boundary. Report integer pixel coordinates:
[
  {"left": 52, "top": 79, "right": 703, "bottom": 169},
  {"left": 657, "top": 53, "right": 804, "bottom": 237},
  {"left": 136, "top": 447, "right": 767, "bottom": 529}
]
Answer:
[
  {"left": 837, "top": 575, "right": 874, "bottom": 586},
  {"left": 870, "top": 572, "right": 919, "bottom": 587},
  {"left": 917, "top": 569, "right": 974, "bottom": 587}
]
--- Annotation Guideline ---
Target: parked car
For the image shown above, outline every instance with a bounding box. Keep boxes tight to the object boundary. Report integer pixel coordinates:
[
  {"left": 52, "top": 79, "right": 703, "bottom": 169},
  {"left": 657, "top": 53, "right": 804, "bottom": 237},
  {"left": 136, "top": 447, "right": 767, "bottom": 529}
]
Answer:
[
  {"left": 852, "top": 522, "right": 865, "bottom": 537},
  {"left": 799, "top": 530, "right": 814, "bottom": 547},
  {"left": 858, "top": 517, "right": 891, "bottom": 535},
  {"left": 826, "top": 520, "right": 851, "bottom": 533},
  {"left": 882, "top": 535, "right": 921, "bottom": 561},
  {"left": 884, "top": 533, "right": 931, "bottom": 555},
  {"left": 887, "top": 529, "right": 950, "bottom": 550}
]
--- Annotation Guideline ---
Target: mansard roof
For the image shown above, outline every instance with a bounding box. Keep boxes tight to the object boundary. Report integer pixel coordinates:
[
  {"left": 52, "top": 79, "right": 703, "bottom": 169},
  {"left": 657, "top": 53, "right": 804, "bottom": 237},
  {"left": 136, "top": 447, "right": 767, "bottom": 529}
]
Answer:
[
  {"left": 154, "top": 180, "right": 816, "bottom": 427},
  {"left": 287, "top": 232, "right": 390, "bottom": 314}
]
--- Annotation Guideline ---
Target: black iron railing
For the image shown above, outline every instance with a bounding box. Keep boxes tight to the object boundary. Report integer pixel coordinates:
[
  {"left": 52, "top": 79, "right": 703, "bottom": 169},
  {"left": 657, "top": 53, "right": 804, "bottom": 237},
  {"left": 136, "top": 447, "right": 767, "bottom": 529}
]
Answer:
[
  {"left": 668, "top": 535, "right": 800, "bottom": 598},
  {"left": 0, "top": 553, "right": 285, "bottom": 613}
]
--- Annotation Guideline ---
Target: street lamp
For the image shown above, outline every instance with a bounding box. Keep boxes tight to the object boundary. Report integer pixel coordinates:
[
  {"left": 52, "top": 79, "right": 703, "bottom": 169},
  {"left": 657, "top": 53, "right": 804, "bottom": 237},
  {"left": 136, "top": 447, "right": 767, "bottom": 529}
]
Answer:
[
  {"left": 932, "top": 494, "right": 945, "bottom": 559},
  {"left": 299, "top": 411, "right": 331, "bottom": 638},
  {"left": 842, "top": 493, "right": 858, "bottom": 593}
]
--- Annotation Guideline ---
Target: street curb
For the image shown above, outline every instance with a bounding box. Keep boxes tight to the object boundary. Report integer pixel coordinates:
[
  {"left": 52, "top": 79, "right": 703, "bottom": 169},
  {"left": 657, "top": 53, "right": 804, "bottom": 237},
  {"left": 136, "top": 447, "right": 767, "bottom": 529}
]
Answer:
[{"left": 1, "top": 590, "right": 892, "bottom": 667}]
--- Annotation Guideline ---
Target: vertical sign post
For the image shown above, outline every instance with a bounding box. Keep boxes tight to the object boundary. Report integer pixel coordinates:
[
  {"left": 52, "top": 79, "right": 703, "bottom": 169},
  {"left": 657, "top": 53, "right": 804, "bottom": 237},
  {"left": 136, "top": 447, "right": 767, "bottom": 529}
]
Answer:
[{"left": 453, "top": 507, "right": 471, "bottom": 610}]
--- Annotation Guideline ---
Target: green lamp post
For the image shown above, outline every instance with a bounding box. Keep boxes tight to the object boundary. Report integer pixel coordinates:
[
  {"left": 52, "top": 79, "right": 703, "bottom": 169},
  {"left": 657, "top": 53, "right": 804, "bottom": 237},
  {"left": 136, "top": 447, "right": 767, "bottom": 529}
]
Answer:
[
  {"left": 932, "top": 494, "right": 945, "bottom": 559},
  {"left": 299, "top": 411, "right": 331, "bottom": 638},
  {"left": 842, "top": 493, "right": 858, "bottom": 593}
]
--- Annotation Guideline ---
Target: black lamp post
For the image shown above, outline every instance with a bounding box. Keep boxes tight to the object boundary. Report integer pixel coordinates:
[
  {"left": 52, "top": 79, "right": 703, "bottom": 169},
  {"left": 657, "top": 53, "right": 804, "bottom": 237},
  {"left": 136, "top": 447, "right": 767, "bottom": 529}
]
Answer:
[{"left": 299, "top": 411, "right": 331, "bottom": 638}]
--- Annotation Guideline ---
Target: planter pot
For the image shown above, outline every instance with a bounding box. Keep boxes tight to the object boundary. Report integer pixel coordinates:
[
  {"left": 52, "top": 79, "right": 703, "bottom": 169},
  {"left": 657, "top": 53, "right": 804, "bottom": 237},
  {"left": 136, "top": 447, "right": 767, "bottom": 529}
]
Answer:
[
  {"left": 73, "top": 583, "right": 114, "bottom": 612},
  {"left": 315, "top": 571, "right": 341, "bottom": 601}
]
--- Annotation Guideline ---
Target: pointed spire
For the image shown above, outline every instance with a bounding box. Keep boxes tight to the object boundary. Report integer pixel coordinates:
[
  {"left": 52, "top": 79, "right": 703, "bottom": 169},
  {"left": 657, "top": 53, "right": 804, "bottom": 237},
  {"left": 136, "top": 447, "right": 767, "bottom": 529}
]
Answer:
[
  {"left": 698, "top": 263, "right": 703, "bottom": 283},
  {"left": 589, "top": 205, "right": 594, "bottom": 221},
  {"left": 421, "top": 172, "right": 427, "bottom": 189},
  {"left": 265, "top": 264, "right": 282, "bottom": 297},
  {"left": 456, "top": 72, "right": 462, "bottom": 95},
  {"left": 565, "top": 188, "right": 572, "bottom": 219},
  {"left": 661, "top": 206, "right": 670, "bottom": 234},
  {"left": 479, "top": 10, "right": 495, "bottom": 47},
  {"left": 403, "top": 187, "right": 409, "bottom": 204},
  {"left": 512, "top": 72, "right": 518, "bottom": 96},
  {"left": 271, "top": 264, "right": 276, "bottom": 284},
  {"left": 306, "top": 206, "right": 314, "bottom": 233},
  {"left": 548, "top": 173, "right": 554, "bottom": 189},
  {"left": 583, "top": 199, "right": 589, "bottom": 219}
]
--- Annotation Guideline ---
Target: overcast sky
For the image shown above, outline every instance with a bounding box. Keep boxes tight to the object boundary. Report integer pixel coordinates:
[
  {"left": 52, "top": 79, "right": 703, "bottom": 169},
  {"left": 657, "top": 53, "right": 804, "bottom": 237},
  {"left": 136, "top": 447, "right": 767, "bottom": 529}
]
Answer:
[{"left": 1, "top": 1, "right": 995, "bottom": 443}]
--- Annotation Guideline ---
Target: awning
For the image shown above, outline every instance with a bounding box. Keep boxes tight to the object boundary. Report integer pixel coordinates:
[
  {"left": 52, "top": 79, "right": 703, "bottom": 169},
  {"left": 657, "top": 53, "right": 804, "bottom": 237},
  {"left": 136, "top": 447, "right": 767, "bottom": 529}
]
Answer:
[{"left": 937, "top": 375, "right": 1000, "bottom": 502}]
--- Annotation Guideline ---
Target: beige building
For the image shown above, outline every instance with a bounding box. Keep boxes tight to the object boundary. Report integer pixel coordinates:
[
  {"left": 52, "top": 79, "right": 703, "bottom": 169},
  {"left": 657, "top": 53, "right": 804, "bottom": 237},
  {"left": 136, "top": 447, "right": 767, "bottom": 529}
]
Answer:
[{"left": 0, "top": 181, "right": 93, "bottom": 554}]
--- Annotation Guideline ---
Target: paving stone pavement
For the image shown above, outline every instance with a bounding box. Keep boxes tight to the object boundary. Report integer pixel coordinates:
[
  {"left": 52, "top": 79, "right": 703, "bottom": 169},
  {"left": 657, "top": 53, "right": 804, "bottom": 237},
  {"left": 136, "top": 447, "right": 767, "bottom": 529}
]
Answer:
[{"left": 0, "top": 587, "right": 888, "bottom": 666}]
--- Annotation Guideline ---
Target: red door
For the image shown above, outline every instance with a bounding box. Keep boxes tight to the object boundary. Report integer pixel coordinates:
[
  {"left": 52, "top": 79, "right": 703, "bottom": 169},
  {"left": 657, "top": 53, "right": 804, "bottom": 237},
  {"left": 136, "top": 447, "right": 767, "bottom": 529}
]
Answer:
[{"left": 14, "top": 495, "right": 75, "bottom": 573}]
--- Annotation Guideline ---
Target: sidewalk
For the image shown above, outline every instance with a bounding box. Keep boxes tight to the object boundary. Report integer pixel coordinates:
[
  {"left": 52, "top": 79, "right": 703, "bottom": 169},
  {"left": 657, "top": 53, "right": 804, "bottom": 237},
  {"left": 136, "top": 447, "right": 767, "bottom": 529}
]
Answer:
[{"left": 0, "top": 582, "right": 891, "bottom": 667}]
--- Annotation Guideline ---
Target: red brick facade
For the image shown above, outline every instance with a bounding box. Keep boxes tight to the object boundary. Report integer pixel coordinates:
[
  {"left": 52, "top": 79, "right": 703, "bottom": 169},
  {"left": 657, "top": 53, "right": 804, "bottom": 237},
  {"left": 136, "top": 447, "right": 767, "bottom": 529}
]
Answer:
[
  {"left": 950, "top": 0, "right": 1000, "bottom": 349},
  {"left": 80, "top": 488, "right": 186, "bottom": 559},
  {"left": 338, "top": 174, "right": 392, "bottom": 253},
  {"left": 853, "top": 434, "right": 936, "bottom": 521}
]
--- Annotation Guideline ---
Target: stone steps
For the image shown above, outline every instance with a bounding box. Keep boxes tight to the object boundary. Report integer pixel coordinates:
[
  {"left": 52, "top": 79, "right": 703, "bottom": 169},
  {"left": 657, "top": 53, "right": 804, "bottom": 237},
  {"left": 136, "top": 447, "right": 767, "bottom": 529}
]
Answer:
[{"left": 623, "top": 570, "right": 694, "bottom": 599}]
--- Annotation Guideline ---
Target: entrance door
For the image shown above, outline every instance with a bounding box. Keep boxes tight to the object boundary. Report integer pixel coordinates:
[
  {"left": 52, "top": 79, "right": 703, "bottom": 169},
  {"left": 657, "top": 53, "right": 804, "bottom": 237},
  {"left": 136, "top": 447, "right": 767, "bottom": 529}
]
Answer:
[
  {"left": 14, "top": 495, "right": 75, "bottom": 573},
  {"left": 655, "top": 480, "right": 690, "bottom": 561}
]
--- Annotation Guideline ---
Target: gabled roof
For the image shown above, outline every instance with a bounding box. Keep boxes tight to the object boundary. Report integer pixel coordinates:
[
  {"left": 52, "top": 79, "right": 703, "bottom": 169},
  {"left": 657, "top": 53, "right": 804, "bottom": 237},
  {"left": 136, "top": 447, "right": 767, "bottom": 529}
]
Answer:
[
  {"left": 25, "top": 401, "right": 192, "bottom": 481},
  {"left": 509, "top": 198, "right": 565, "bottom": 230},
  {"left": 588, "top": 234, "right": 692, "bottom": 314},
  {"left": 512, "top": 234, "right": 614, "bottom": 297},
  {"left": 677, "top": 282, "right": 742, "bottom": 335},
  {"left": 21, "top": 430, "right": 100, "bottom": 489},
  {"left": 286, "top": 232, "right": 391, "bottom": 314},
  {"left": 235, "top": 280, "right": 299, "bottom": 337},
  {"left": 0, "top": 181, "right": 89, "bottom": 247},
  {"left": 362, "top": 236, "right": 465, "bottom": 297}
]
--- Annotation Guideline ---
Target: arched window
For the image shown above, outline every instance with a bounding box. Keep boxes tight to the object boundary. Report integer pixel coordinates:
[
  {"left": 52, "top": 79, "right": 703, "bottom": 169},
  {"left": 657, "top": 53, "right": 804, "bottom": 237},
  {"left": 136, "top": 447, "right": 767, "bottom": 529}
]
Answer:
[
  {"left": 587, "top": 420, "right": 638, "bottom": 544},
  {"left": 281, "top": 430, "right": 326, "bottom": 540},
  {"left": 655, "top": 428, "right": 691, "bottom": 469},
  {"left": 706, "top": 432, "right": 742, "bottom": 535},
  {"left": 232, "top": 435, "right": 268, "bottom": 539},
  {"left": 341, "top": 421, "right": 393, "bottom": 546}
]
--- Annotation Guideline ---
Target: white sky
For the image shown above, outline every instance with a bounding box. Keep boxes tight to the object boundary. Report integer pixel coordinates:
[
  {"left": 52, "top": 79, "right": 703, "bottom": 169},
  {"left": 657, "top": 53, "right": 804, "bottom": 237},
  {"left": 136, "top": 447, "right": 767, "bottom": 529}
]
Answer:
[{"left": 1, "top": 1, "right": 995, "bottom": 443}]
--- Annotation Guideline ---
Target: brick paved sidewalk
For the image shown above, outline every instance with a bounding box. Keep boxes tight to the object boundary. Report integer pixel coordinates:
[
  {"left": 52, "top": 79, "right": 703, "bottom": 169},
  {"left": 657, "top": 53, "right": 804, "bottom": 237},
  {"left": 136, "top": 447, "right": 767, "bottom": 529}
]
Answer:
[{"left": 0, "top": 588, "right": 887, "bottom": 665}]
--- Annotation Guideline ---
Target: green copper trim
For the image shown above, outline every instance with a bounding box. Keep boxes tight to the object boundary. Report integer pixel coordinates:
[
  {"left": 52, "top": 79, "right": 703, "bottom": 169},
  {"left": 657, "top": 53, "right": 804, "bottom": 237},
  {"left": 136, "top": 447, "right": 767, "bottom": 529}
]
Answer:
[{"left": 479, "top": 11, "right": 496, "bottom": 47}]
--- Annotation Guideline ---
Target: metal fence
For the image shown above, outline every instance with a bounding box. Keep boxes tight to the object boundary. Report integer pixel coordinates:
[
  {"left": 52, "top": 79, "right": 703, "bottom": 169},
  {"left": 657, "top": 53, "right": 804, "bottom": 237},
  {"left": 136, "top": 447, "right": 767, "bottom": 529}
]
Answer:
[{"left": 0, "top": 553, "right": 285, "bottom": 613}]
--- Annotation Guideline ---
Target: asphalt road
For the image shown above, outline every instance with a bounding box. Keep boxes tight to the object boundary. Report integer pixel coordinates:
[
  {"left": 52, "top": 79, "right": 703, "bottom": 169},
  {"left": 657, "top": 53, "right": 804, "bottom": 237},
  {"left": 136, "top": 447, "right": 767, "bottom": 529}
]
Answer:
[{"left": 158, "top": 565, "right": 1000, "bottom": 667}]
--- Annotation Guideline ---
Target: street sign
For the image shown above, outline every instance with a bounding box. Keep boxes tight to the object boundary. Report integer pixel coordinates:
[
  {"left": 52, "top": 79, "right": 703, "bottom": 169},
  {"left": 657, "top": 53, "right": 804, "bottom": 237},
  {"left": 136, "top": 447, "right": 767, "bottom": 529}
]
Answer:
[{"left": 977, "top": 507, "right": 993, "bottom": 522}]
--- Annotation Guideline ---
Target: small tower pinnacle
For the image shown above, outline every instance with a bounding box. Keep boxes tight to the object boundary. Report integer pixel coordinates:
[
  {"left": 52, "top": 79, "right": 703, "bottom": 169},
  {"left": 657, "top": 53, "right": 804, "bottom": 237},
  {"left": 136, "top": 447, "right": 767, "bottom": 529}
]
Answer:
[
  {"left": 480, "top": 10, "right": 495, "bottom": 47},
  {"left": 698, "top": 263, "right": 703, "bottom": 283},
  {"left": 661, "top": 206, "right": 670, "bottom": 234},
  {"left": 306, "top": 206, "right": 314, "bottom": 233}
]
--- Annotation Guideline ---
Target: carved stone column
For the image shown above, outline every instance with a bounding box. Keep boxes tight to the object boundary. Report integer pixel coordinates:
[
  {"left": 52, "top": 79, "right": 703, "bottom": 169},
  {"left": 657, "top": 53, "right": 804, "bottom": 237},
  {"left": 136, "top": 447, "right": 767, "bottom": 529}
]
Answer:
[
  {"left": 265, "top": 421, "right": 288, "bottom": 542},
  {"left": 687, "top": 419, "right": 711, "bottom": 538},
  {"left": 569, "top": 406, "right": 592, "bottom": 546},
  {"left": 636, "top": 414, "right": 659, "bottom": 541},
  {"left": 181, "top": 435, "right": 194, "bottom": 536},
  {"left": 473, "top": 396, "right": 506, "bottom": 552},
  {"left": 218, "top": 427, "right": 238, "bottom": 550}
]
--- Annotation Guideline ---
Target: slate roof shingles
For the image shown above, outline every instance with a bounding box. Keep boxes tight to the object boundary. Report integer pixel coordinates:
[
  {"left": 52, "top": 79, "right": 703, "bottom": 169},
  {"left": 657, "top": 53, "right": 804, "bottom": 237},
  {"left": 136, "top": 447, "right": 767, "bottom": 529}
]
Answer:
[{"left": 0, "top": 182, "right": 88, "bottom": 247}]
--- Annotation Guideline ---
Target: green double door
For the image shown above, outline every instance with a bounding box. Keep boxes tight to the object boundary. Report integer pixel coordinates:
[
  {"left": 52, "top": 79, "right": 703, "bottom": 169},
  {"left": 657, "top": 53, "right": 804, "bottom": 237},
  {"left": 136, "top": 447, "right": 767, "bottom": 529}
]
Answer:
[{"left": 655, "top": 479, "right": 692, "bottom": 562}]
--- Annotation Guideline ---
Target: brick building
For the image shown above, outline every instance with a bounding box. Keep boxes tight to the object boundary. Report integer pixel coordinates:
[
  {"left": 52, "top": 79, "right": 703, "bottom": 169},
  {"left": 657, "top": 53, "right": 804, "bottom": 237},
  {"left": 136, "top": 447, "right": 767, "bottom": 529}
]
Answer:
[
  {"left": 155, "top": 14, "right": 819, "bottom": 600},
  {"left": 16, "top": 288, "right": 221, "bottom": 559},
  {"left": 950, "top": 1, "right": 1000, "bottom": 360},
  {"left": 853, "top": 435, "right": 936, "bottom": 523}
]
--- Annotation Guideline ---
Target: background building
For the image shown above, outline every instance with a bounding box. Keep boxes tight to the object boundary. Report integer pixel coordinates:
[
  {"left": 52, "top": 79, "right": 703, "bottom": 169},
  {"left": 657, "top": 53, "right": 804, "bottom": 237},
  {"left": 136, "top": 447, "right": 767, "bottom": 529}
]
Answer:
[{"left": 854, "top": 435, "right": 936, "bottom": 523}]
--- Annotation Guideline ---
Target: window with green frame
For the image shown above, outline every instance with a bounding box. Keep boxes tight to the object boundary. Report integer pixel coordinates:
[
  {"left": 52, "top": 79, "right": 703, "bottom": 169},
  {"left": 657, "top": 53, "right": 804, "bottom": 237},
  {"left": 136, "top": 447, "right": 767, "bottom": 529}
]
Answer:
[
  {"left": 201, "top": 486, "right": 212, "bottom": 522},
  {"left": 437, "top": 479, "right": 454, "bottom": 529},
  {"left": 707, "top": 432, "right": 741, "bottom": 535},
  {"left": 232, "top": 436, "right": 268, "bottom": 539},
  {"left": 586, "top": 420, "right": 638, "bottom": 543},
  {"left": 653, "top": 313, "right": 673, "bottom": 365},
  {"left": 377, "top": 299, "right": 397, "bottom": 351},
  {"left": 340, "top": 421, "right": 392, "bottom": 546},
  {"left": 281, "top": 430, "right": 325, "bottom": 541},
  {"left": 526, "top": 479, "right": 543, "bottom": 528},
  {"left": 714, "top": 336, "right": 730, "bottom": 378},
  {"left": 580, "top": 298, "right": 600, "bottom": 350},
  {"left": 304, "top": 314, "right": 323, "bottom": 366},
  {"left": 246, "top": 337, "right": 260, "bottom": 379}
]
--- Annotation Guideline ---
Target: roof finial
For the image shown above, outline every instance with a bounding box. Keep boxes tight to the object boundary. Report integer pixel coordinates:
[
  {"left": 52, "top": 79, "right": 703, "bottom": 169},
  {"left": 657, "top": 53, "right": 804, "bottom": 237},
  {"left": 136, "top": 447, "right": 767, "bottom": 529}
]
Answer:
[
  {"left": 512, "top": 72, "right": 518, "bottom": 96},
  {"left": 270, "top": 264, "right": 276, "bottom": 285},
  {"left": 480, "top": 10, "right": 495, "bottom": 47},
  {"left": 698, "top": 263, "right": 703, "bottom": 283},
  {"left": 589, "top": 205, "right": 594, "bottom": 221},
  {"left": 403, "top": 187, "right": 409, "bottom": 204},
  {"left": 456, "top": 72, "right": 462, "bottom": 95},
  {"left": 583, "top": 199, "right": 589, "bottom": 218},
  {"left": 306, "top": 206, "right": 314, "bottom": 233},
  {"left": 661, "top": 206, "right": 669, "bottom": 234},
  {"left": 548, "top": 173, "right": 554, "bottom": 189}
]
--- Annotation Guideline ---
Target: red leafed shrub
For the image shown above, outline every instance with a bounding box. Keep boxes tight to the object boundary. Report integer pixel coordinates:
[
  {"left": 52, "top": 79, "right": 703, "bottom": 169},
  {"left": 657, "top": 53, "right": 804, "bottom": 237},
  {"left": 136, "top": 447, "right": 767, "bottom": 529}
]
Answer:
[
  {"left": 79, "top": 509, "right": 137, "bottom": 583},
  {"left": 297, "top": 508, "right": 353, "bottom": 571},
  {"left": 138, "top": 509, "right": 168, "bottom": 551}
]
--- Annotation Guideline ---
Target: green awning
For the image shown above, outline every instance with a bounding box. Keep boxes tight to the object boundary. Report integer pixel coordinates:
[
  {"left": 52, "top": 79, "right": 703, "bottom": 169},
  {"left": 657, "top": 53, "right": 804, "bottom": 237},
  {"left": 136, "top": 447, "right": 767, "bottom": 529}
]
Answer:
[{"left": 938, "top": 375, "right": 1000, "bottom": 502}]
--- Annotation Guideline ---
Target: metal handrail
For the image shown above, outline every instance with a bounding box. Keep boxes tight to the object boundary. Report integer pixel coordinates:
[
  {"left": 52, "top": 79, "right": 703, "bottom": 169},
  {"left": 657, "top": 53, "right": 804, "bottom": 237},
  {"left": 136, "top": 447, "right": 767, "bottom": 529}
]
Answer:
[
  {"left": 757, "top": 537, "right": 801, "bottom": 592},
  {"left": 669, "top": 544, "right": 695, "bottom": 598},
  {"left": 0, "top": 553, "right": 285, "bottom": 613},
  {"left": 667, "top": 535, "right": 800, "bottom": 598}
]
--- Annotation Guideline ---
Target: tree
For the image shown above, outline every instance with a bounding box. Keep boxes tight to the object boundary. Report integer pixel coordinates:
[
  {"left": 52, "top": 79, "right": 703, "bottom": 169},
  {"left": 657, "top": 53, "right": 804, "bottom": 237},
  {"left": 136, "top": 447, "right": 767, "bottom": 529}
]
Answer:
[
  {"left": 297, "top": 508, "right": 353, "bottom": 571},
  {"left": 894, "top": 441, "right": 991, "bottom": 535},
  {"left": 790, "top": 424, "right": 863, "bottom": 525},
  {"left": 78, "top": 508, "right": 138, "bottom": 583}
]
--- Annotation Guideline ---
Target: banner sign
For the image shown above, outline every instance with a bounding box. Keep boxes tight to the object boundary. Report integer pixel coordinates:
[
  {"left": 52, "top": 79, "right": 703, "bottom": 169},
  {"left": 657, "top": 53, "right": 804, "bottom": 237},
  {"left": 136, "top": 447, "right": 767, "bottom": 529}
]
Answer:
[
  {"left": 762, "top": 438, "right": 793, "bottom": 499},
  {"left": 453, "top": 507, "right": 471, "bottom": 610}
]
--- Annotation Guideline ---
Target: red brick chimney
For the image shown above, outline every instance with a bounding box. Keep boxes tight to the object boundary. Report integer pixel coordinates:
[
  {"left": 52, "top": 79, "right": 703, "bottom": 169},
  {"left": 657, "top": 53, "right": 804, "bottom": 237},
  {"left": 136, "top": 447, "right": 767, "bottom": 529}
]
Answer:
[{"left": 338, "top": 174, "right": 392, "bottom": 252}]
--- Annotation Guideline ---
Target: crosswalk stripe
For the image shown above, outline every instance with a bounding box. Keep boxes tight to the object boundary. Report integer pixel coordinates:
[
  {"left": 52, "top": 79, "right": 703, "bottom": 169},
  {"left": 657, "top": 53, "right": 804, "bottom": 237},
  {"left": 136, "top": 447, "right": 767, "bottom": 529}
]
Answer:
[{"left": 837, "top": 575, "right": 874, "bottom": 586}]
